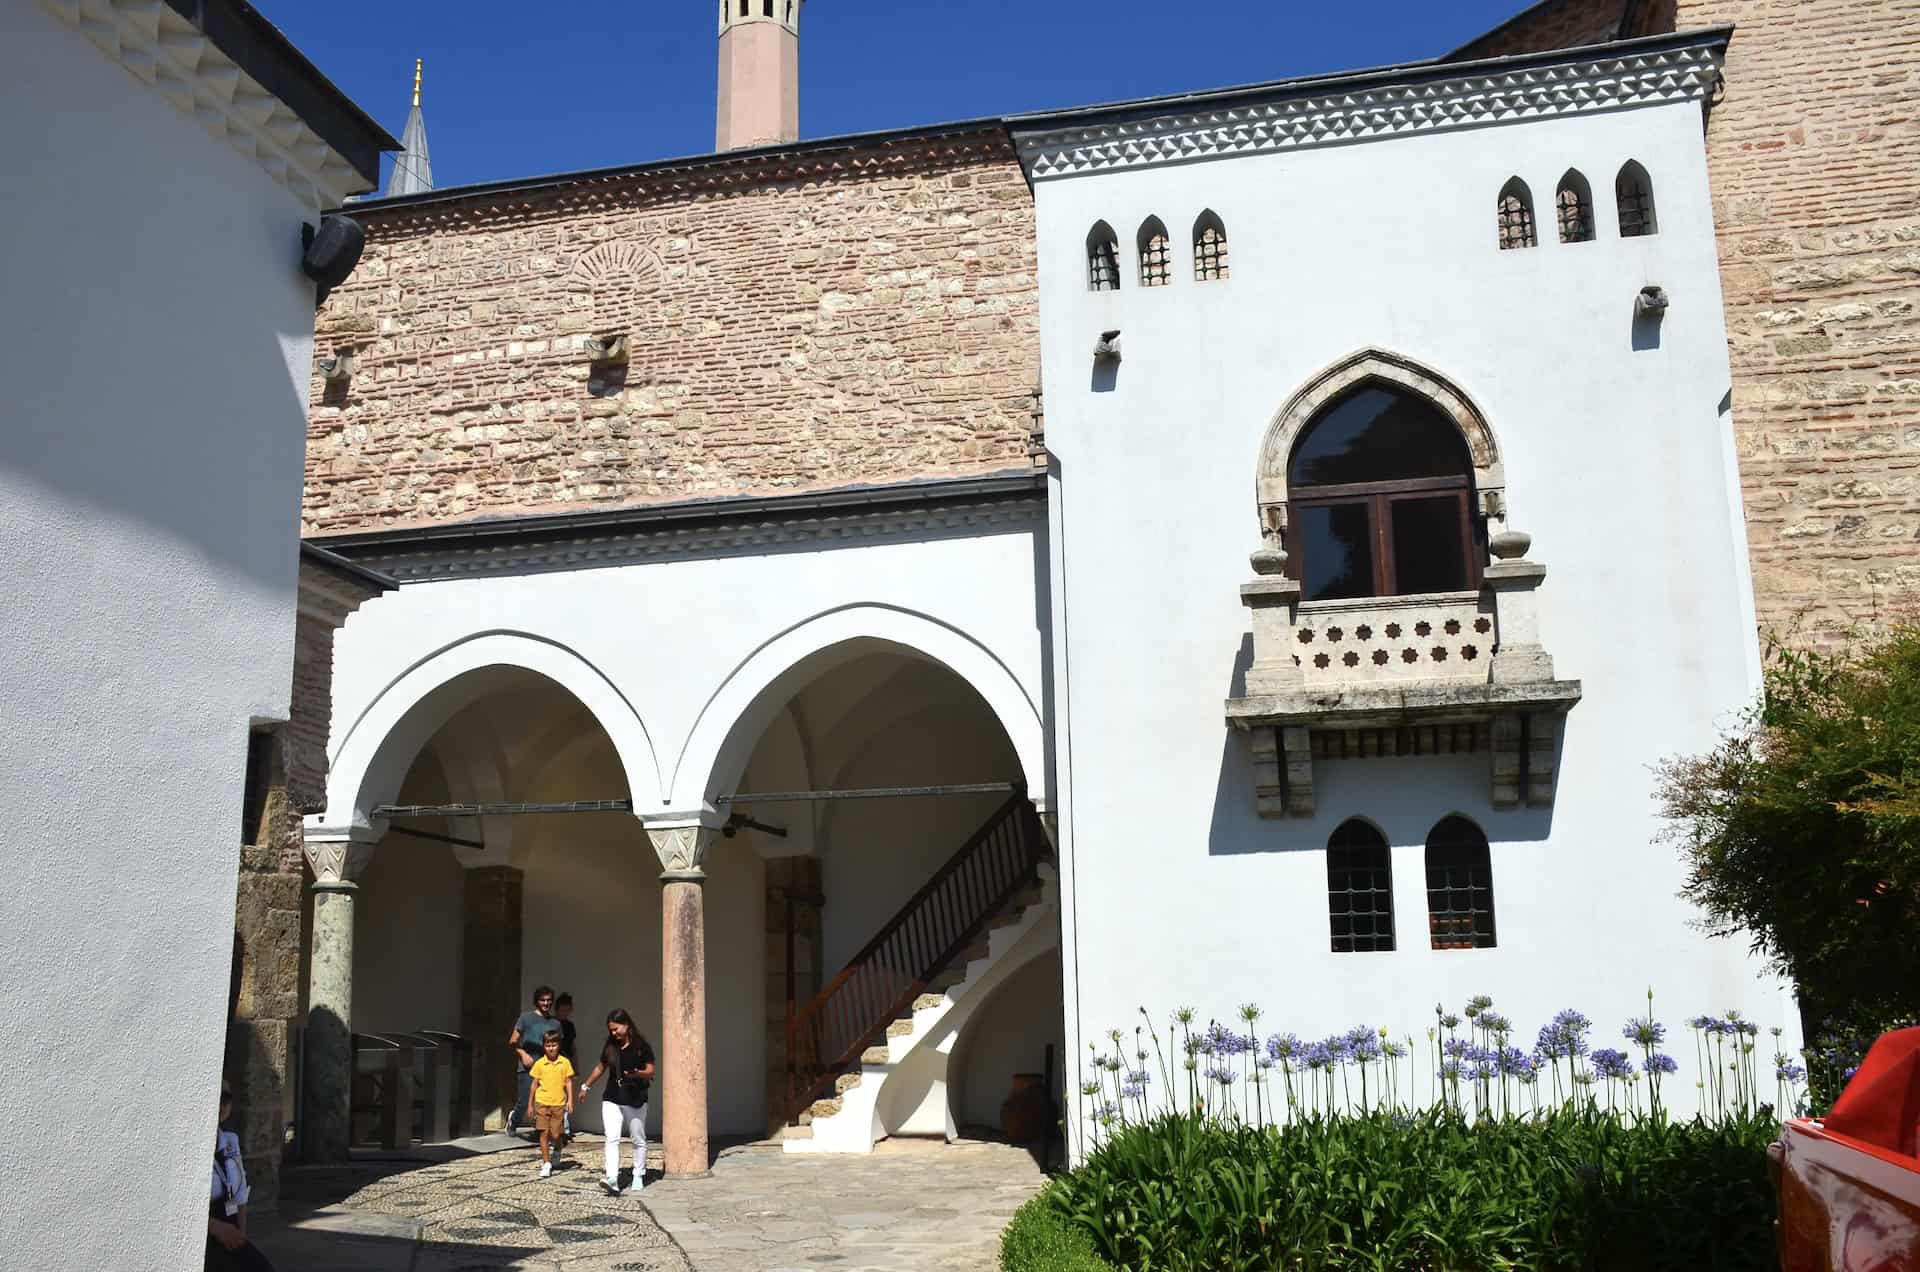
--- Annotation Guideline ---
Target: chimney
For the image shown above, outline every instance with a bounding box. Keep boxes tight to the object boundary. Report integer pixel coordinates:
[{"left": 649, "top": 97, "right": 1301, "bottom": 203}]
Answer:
[{"left": 717, "top": 0, "right": 801, "bottom": 150}]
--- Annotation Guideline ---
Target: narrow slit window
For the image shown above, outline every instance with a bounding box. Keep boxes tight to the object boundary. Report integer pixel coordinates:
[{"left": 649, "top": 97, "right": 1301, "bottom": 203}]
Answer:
[
  {"left": 1616, "top": 161, "right": 1657, "bottom": 237},
  {"left": 1425, "top": 816, "right": 1496, "bottom": 950},
  {"left": 1556, "top": 170, "right": 1594, "bottom": 243},
  {"left": 1087, "top": 222, "right": 1121, "bottom": 292},
  {"left": 241, "top": 729, "right": 274, "bottom": 845},
  {"left": 1328, "top": 819, "right": 1395, "bottom": 953},
  {"left": 1138, "top": 217, "right": 1171, "bottom": 287},
  {"left": 1193, "top": 211, "right": 1229, "bottom": 281},
  {"left": 1497, "top": 178, "right": 1537, "bottom": 251}
]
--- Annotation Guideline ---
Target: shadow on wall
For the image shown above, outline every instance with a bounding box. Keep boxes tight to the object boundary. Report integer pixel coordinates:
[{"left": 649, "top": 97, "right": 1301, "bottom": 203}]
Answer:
[{"left": 1205, "top": 636, "right": 1562, "bottom": 857}]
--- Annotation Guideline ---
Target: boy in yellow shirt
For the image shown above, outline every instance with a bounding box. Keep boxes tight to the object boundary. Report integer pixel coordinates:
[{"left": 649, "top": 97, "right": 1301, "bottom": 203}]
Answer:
[{"left": 526, "top": 1030, "right": 575, "bottom": 1178}]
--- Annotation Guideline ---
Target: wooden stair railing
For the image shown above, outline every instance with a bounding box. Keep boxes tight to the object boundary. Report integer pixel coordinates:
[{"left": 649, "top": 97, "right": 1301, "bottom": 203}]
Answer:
[{"left": 782, "top": 791, "right": 1050, "bottom": 1127}]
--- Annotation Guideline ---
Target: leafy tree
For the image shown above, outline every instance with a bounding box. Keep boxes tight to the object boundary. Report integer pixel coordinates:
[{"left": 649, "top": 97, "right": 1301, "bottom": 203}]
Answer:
[{"left": 1656, "top": 627, "right": 1920, "bottom": 1025}]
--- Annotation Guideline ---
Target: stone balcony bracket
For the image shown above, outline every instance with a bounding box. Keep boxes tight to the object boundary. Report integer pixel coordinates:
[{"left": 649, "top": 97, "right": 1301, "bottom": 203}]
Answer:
[{"left": 1227, "top": 531, "right": 1580, "bottom": 816}]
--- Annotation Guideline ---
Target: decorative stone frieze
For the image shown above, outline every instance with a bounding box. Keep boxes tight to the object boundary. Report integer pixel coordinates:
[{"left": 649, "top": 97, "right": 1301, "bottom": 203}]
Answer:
[
  {"left": 301, "top": 825, "right": 379, "bottom": 887},
  {"left": 35, "top": 0, "right": 373, "bottom": 210},
  {"left": 644, "top": 813, "right": 722, "bottom": 880},
  {"left": 1014, "top": 35, "right": 1725, "bottom": 181}
]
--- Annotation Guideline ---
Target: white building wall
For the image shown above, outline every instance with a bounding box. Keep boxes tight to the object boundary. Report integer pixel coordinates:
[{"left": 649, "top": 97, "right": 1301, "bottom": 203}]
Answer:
[
  {"left": 1032, "top": 96, "right": 1799, "bottom": 1138},
  {"left": 0, "top": 7, "right": 326, "bottom": 1266}
]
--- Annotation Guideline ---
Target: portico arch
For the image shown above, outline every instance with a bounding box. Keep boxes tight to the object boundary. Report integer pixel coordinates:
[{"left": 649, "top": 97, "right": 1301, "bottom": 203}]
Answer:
[
  {"left": 672, "top": 604, "right": 1046, "bottom": 810},
  {"left": 322, "top": 631, "right": 664, "bottom": 831},
  {"left": 1254, "top": 349, "right": 1507, "bottom": 544}
]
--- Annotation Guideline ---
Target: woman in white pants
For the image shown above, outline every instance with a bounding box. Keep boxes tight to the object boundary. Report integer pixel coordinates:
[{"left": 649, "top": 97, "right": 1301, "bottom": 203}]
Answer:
[{"left": 578, "top": 1008, "right": 655, "bottom": 1196}]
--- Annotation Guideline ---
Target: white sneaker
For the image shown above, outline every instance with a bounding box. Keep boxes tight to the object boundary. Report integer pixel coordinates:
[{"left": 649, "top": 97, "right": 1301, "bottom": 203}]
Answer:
[
  {"left": 599, "top": 1175, "right": 620, "bottom": 1197},
  {"left": 538, "top": 1161, "right": 553, "bottom": 1178}
]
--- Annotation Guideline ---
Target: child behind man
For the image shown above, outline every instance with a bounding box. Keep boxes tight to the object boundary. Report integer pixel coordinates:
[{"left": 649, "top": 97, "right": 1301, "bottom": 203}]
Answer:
[{"left": 526, "top": 1031, "right": 575, "bottom": 1178}]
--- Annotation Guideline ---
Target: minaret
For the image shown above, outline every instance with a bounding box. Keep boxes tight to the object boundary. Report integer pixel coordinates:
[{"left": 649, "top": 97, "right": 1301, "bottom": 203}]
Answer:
[
  {"left": 716, "top": 0, "right": 801, "bottom": 151},
  {"left": 386, "top": 59, "right": 434, "bottom": 197}
]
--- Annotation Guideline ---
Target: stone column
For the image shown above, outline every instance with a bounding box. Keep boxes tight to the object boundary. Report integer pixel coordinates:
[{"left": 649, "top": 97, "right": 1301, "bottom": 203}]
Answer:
[
  {"left": 300, "top": 827, "right": 376, "bottom": 1163},
  {"left": 460, "top": 865, "right": 524, "bottom": 1130},
  {"left": 645, "top": 813, "right": 719, "bottom": 1177}
]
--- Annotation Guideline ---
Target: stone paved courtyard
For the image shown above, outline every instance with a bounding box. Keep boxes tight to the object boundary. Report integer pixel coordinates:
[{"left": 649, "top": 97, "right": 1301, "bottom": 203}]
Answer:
[{"left": 274, "top": 1134, "right": 1047, "bottom": 1271}]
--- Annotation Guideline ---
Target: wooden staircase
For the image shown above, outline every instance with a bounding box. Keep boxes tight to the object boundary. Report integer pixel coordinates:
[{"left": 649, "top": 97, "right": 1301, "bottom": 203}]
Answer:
[{"left": 779, "top": 791, "right": 1052, "bottom": 1130}]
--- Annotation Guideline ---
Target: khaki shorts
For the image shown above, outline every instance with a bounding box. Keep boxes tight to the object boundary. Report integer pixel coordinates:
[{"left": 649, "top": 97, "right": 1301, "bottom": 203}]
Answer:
[{"left": 532, "top": 1103, "right": 566, "bottom": 1137}]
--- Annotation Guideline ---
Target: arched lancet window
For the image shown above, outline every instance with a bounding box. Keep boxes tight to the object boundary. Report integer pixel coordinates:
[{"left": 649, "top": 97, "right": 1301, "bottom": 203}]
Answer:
[
  {"left": 1616, "top": 161, "right": 1657, "bottom": 237},
  {"left": 1497, "top": 178, "right": 1537, "bottom": 250},
  {"left": 1193, "top": 210, "right": 1229, "bottom": 281},
  {"left": 1087, "top": 221, "right": 1121, "bottom": 292},
  {"left": 1287, "top": 383, "right": 1482, "bottom": 601},
  {"left": 1556, "top": 169, "right": 1594, "bottom": 244},
  {"left": 1137, "top": 216, "right": 1171, "bottom": 287},
  {"left": 1425, "top": 816, "right": 1496, "bottom": 949},
  {"left": 1328, "top": 819, "right": 1395, "bottom": 953}
]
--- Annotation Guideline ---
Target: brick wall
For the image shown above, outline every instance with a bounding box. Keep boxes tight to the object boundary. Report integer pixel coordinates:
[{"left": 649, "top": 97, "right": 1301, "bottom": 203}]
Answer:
[
  {"left": 1458, "top": 0, "right": 1920, "bottom": 641},
  {"left": 1450, "top": 0, "right": 1632, "bottom": 60},
  {"left": 306, "top": 129, "right": 1040, "bottom": 534},
  {"left": 284, "top": 611, "right": 335, "bottom": 829}
]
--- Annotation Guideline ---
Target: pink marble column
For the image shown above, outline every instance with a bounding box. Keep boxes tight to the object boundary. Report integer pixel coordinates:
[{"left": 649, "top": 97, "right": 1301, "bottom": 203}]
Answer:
[{"left": 646, "top": 817, "right": 716, "bottom": 1177}]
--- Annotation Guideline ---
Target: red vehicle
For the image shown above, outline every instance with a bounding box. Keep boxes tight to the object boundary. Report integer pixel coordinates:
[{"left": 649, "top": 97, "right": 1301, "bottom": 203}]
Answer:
[{"left": 1771, "top": 1028, "right": 1920, "bottom": 1272}]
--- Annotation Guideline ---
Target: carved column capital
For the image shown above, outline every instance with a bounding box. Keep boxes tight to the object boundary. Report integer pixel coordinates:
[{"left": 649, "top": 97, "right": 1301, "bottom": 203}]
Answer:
[
  {"left": 644, "top": 809, "right": 724, "bottom": 881},
  {"left": 303, "top": 824, "right": 381, "bottom": 889}
]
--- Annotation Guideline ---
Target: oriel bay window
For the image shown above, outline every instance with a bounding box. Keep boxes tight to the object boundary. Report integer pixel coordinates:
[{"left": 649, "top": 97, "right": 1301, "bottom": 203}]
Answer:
[{"left": 1287, "top": 383, "right": 1484, "bottom": 601}]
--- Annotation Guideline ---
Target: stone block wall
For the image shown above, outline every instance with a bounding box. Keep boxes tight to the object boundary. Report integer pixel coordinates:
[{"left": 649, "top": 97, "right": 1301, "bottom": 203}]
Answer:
[
  {"left": 305, "top": 128, "right": 1040, "bottom": 534},
  {"left": 1458, "top": 0, "right": 1920, "bottom": 642}
]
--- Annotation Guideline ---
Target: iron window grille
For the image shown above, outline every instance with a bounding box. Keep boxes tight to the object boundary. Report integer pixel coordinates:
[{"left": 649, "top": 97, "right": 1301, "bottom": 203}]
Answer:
[
  {"left": 1139, "top": 228, "right": 1171, "bottom": 287},
  {"left": 1328, "top": 819, "right": 1396, "bottom": 953},
  {"left": 1616, "top": 163, "right": 1658, "bottom": 237},
  {"left": 1497, "top": 183, "right": 1537, "bottom": 250},
  {"left": 1556, "top": 181, "right": 1594, "bottom": 243},
  {"left": 1194, "top": 223, "right": 1229, "bottom": 280},
  {"left": 1425, "top": 815, "right": 1496, "bottom": 949},
  {"left": 1088, "top": 229, "right": 1121, "bottom": 292}
]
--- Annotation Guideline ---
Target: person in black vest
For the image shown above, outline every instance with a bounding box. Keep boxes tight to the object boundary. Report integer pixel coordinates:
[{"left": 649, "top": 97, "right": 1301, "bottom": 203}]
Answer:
[
  {"left": 208, "top": 1084, "right": 273, "bottom": 1271},
  {"left": 577, "top": 1008, "right": 655, "bottom": 1196}
]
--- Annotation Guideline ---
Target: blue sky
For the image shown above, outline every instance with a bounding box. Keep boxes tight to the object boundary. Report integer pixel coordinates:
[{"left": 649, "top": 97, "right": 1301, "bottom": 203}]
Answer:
[{"left": 262, "top": 1, "right": 1537, "bottom": 193}]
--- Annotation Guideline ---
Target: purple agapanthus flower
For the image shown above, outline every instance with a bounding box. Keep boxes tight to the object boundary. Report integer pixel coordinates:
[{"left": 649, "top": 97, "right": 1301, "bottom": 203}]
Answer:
[
  {"left": 1537, "top": 1009, "right": 1592, "bottom": 1060},
  {"left": 1775, "top": 1057, "right": 1807, "bottom": 1083},
  {"left": 1497, "top": 1046, "right": 1535, "bottom": 1078},
  {"left": 1119, "top": 1080, "right": 1146, "bottom": 1100},
  {"left": 1480, "top": 1012, "right": 1512, "bottom": 1036},
  {"left": 1443, "top": 1037, "right": 1470, "bottom": 1060},
  {"left": 1347, "top": 1027, "right": 1383, "bottom": 1062},
  {"left": 1266, "top": 1033, "right": 1301, "bottom": 1063},
  {"left": 1624, "top": 1017, "right": 1667, "bottom": 1048},
  {"left": 1204, "top": 1064, "right": 1238, "bottom": 1086},
  {"left": 1591, "top": 1049, "right": 1635, "bottom": 1081},
  {"left": 1645, "top": 1053, "right": 1679, "bottom": 1076}
]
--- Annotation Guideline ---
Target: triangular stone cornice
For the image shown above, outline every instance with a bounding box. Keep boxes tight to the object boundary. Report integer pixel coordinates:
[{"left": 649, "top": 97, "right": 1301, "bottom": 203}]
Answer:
[
  {"left": 1014, "top": 39, "right": 1725, "bottom": 181},
  {"left": 37, "top": 0, "right": 367, "bottom": 210}
]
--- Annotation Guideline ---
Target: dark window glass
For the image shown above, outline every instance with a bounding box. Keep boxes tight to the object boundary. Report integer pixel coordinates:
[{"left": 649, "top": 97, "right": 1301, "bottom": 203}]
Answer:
[
  {"left": 1297, "top": 503, "right": 1374, "bottom": 601},
  {"left": 1328, "top": 819, "right": 1395, "bottom": 953},
  {"left": 1390, "top": 496, "right": 1470, "bottom": 594},
  {"left": 1426, "top": 816, "right": 1496, "bottom": 950},
  {"left": 242, "top": 730, "right": 274, "bottom": 845},
  {"left": 1288, "top": 386, "right": 1472, "bottom": 488}
]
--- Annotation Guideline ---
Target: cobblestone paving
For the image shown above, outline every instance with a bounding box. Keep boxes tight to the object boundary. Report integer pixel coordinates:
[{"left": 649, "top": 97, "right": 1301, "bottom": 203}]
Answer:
[
  {"left": 332, "top": 1136, "right": 1047, "bottom": 1272},
  {"left": 341, "top": 1137, "right": 688, "bottom": 1272},
  {"left": 640, "top": 1139, "right": 1047, "bottom": 1272}
]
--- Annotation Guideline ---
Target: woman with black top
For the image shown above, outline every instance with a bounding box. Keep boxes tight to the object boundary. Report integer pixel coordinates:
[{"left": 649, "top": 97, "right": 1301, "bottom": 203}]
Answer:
[{"left": 578, "top": 1008, "right": 656, "bottom": 1196}]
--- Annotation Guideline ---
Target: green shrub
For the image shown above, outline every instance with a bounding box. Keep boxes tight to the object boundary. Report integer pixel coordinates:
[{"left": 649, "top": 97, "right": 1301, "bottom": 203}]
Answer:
[
  {"left": 1002, "top": 1186, "right": 1115, "bottom": 1271},
  {"left": 1043, "top": 1108, "right": 1777, "bottom": 1272}
]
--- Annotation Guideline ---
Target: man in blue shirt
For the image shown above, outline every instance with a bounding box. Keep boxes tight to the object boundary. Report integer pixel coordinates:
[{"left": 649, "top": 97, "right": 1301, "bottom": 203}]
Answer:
[{"left": 506, "top": 985, "right": 558, "bottom": 1136}]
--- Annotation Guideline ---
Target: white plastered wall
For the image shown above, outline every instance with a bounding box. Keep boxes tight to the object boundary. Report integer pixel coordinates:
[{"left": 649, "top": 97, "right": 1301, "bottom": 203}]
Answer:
[
  {"left": 1031, "top": 96, "right": 1799, "bottom": 1148},
  {"left": 0, "top": 8, "right": 323, "bottom": 1266}
]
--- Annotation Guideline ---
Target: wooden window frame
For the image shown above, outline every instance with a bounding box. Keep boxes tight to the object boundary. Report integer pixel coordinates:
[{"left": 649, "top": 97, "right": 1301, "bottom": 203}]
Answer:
[{"left": 1290, "top": 475, "right": 1481, "bottom": 599}]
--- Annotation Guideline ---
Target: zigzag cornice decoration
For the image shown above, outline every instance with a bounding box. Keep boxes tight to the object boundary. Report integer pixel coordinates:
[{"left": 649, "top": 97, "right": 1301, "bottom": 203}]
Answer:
[
  {"left": 38, "top": 0, "right": 367, "bottom": 211},
  {"left": 1017, "top": 44, "right": 1725, "bottom": 180},
  {"left": 325, "top": 495, "right": 1049, "bottom": 583}
]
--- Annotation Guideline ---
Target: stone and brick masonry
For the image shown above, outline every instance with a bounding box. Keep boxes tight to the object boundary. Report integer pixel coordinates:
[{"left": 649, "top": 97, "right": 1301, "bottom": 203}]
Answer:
[
  {"left": 1461, "top": 0, "right": 1920, "bottom": 643},
  {"left": 305, "top": 127, "right": 1040, "bottom": 535}
]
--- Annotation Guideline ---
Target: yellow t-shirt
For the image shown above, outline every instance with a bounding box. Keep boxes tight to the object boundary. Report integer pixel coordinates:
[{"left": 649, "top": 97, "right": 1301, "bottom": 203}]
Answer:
[{"left": 530, "top": 1055, "right": 574, "bottom": 1107}]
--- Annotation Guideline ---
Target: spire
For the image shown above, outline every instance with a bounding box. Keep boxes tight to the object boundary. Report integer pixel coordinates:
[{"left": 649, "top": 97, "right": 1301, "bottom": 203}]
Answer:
[{"left": 386, "top": 58, "right": 433, "bottom": 197}]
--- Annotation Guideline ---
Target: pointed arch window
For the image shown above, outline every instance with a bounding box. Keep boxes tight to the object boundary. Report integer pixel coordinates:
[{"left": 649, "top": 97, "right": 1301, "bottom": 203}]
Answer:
[
  {"left": 1087, "top": 222, "right": 1121, "bottom": 292},
  {"left": 1286, "top": 383, "right": 1482, "bottom": 601},
  {"left": 1137, "top": 216, "right": 1172, "bottom": 287},
  {"left": 1497, "top": 178, "right": 1537, "bottom": 250},
  {"left": 1425, "top": 816, "right": 1496, "bottom": 950},
  {"left": 1328, "top": 819, "right": 1395, "bottom": 953},
  {"left": 1193, "top": 210, "right": 1229, "bottom": 281},
  {"left": 1555, "top": 170, "right": 1594, "bottom": 244},
  {"left": 1616, "top": 161, "right": 1657, "bottom": 237}
]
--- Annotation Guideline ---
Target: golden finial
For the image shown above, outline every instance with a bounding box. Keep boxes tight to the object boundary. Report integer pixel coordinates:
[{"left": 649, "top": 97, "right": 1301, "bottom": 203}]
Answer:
[{"left": 411, "top": 58, "right": 422, "bottom": 109}]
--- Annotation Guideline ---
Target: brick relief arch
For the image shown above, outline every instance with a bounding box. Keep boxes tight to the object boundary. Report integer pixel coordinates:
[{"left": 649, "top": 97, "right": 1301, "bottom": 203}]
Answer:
[
  {"left": 1253, "top": 349, "right": 1506, "bottom": 546},
  {"left": 567, "top": 240, "right": 665, "bottom": 333}
]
